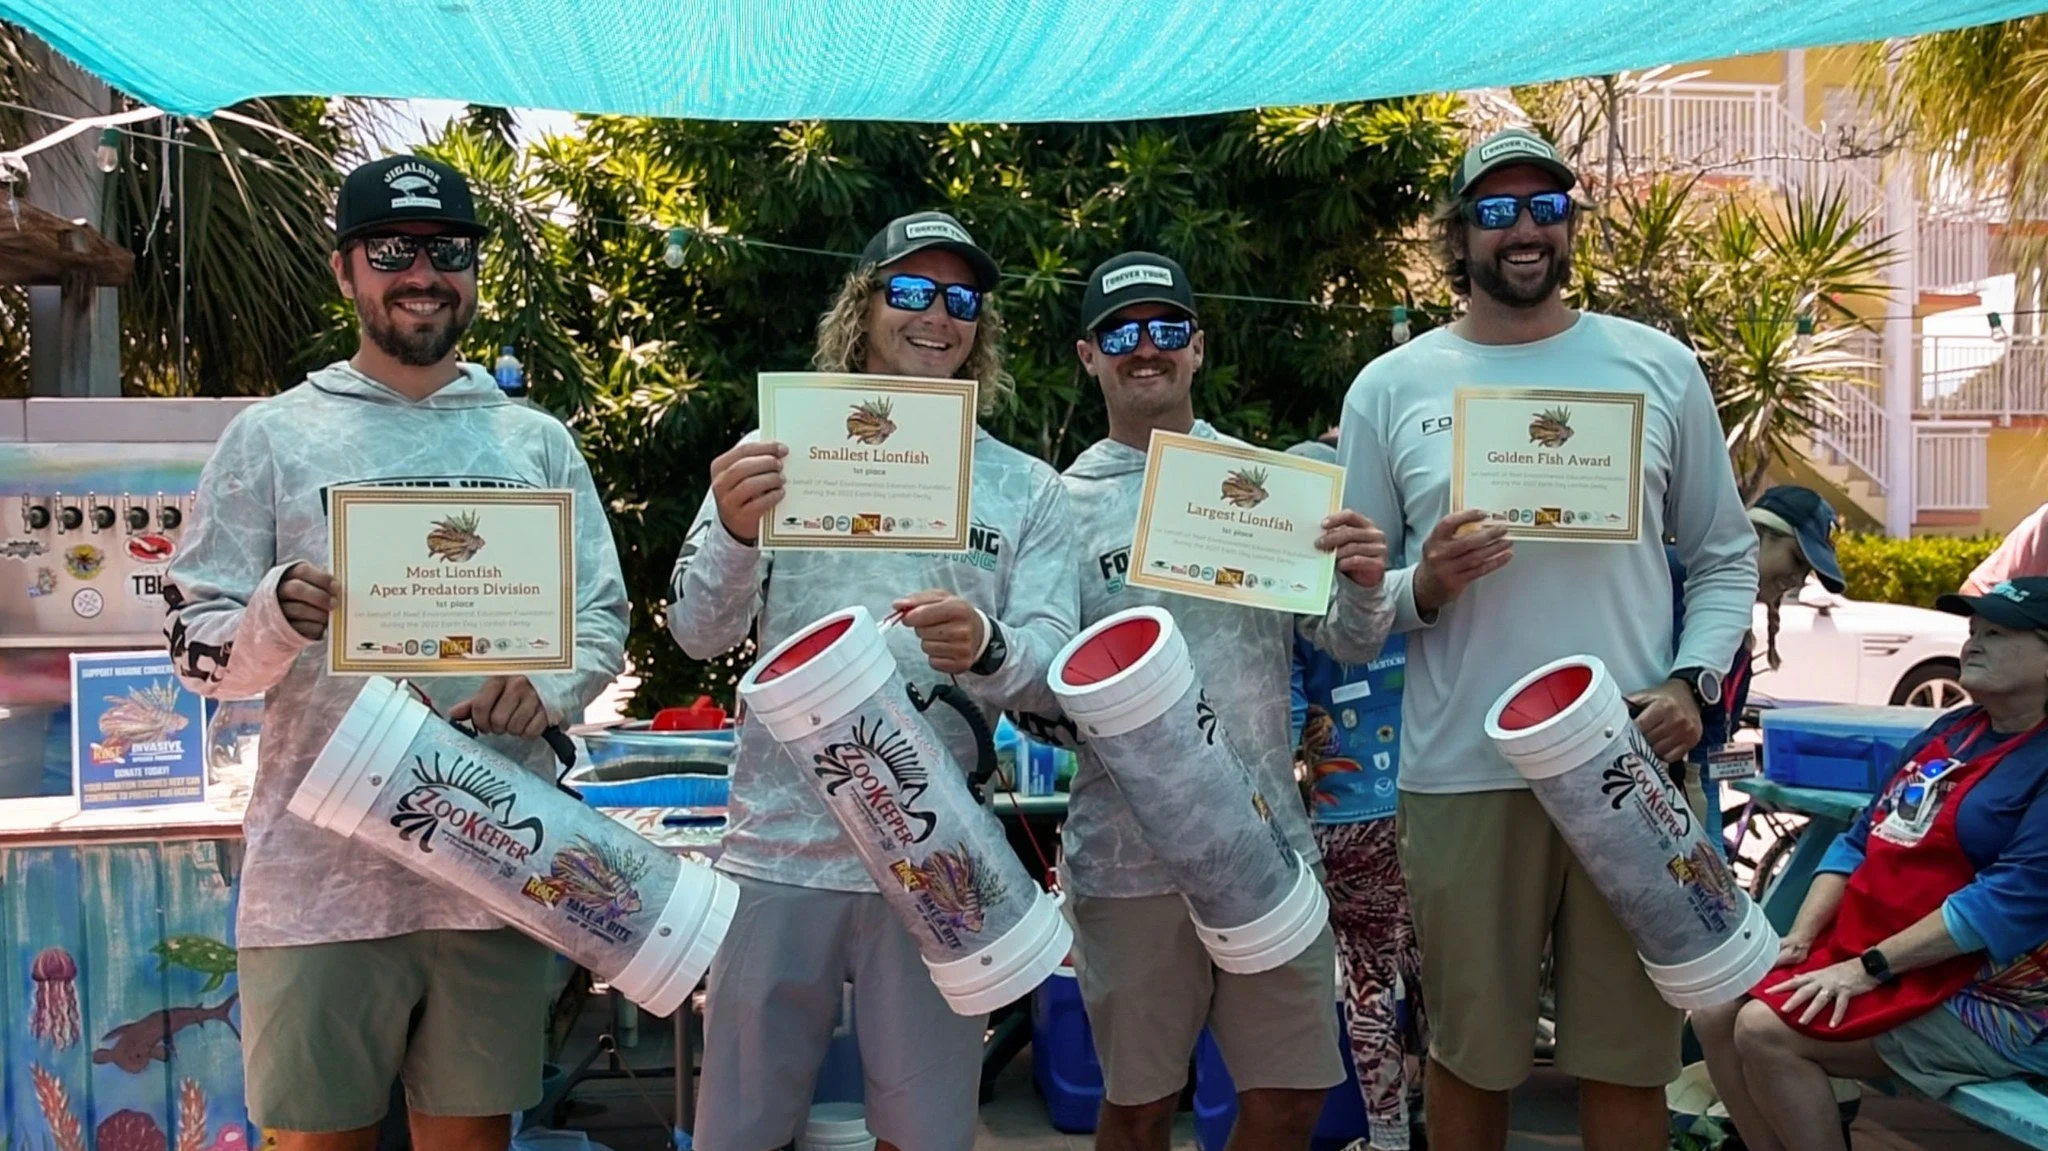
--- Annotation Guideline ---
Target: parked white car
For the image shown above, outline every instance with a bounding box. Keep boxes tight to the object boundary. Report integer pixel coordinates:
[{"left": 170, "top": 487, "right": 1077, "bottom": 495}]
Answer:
[{"left": 1745, "top": 578, "right": 1970, "bottom": 710}]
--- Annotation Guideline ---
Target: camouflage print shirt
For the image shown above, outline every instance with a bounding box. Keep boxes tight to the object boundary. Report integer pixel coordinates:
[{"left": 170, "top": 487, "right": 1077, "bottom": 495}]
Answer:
[
  {"left": 667, "top": 427, "right": 1080, "bottom": 892},
  {"left": 164, "top": 362, "right": 630, "bottom": 948},
  {"left": 1029, "top": 422, "right": 1394, "bottom": 899}
]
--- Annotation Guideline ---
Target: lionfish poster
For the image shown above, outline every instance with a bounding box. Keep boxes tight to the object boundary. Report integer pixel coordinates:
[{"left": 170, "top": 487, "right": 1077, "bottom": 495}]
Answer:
[{"left": 69, "top": 650, "right": 208, "bottom": 811}]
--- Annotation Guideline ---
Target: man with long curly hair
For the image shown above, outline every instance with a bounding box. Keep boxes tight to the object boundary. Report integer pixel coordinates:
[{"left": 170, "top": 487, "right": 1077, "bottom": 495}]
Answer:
[{"left": 667, "top": 211, "right": 1079, "bottom": 1151}]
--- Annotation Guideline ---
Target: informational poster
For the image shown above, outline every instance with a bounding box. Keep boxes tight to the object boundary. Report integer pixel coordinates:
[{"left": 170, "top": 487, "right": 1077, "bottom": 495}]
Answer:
[{"left": 70, "top": 650, "right": 209, "bottom": 811}]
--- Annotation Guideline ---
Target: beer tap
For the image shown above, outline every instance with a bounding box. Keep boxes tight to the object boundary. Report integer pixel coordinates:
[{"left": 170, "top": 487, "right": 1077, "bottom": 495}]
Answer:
[
  {"left": 89, "top": 494, "right": 115, "bottom": 533},
  {"left": 20, "top": 494, "right": 49, "bottom": 532},
  {"left": 55, "top": 493, "right": 81, "bottom": 534},
  {"left": 158, "top": 494, "right": 184, "bottom": 532},
  {"left": 124, "top": 496, "right": 149, "bottom": 533}
]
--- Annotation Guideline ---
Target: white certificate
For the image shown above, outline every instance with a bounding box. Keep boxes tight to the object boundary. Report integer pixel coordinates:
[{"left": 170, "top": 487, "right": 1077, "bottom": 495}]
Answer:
[
  {"left": 1127, "top": 430, "right": 1343, "bottom": 615},
  {"left": 330, "top": 488, "right": 575, "bottom": 676},
  {"left": 1452, "top": 388, "right": 1646, "bottom": 544},
  {"left": 758, "top": 372, "right": 977, "bottom": 552}
]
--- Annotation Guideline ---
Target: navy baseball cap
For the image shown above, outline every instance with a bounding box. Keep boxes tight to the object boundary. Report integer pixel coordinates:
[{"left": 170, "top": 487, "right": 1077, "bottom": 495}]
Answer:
[
  {"left": 859, "top": 211, "right": 1000, "bottom": 292},
  {"left": 1081, "top": 252, "right": 1197, "bottom": 332},
  {"left": 1937, "top": 577, "right": 2048, "bottom": 630},
  {"left": 1749, "top": 485, "right": 1846, "bottom": 594}
]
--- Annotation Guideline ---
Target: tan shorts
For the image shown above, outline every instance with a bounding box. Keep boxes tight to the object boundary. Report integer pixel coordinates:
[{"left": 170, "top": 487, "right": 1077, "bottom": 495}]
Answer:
[
  {"left": 1068, "top": 890, "right": 1343, "bottom": 1106},
  {"left": 1397, "top": 789, "right": 1685, "bottom": 1091}
]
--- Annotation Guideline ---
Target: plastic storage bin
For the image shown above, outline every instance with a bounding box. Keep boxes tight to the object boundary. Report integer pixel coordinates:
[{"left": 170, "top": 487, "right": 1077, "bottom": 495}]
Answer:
[
  {"left": 565, "top": 726, "right": 733, "bottom": 807},
  {"left": 1192, "top": 1006, "right": 1369, "bottom": 1151},
  {"left": 1760, "top": 705, "right": 1943, "bottom": 792},
  {"left": 1031, "top": 966, "right": 1102, "bottom": 1133}
]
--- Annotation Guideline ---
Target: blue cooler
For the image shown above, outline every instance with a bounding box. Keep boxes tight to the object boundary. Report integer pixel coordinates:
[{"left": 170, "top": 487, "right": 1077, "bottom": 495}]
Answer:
[
  {"left": 1031, "top": 966, "right": 1102, "bottom": 1132},
  {"left": 1192, "top": 1004, "right": 1370, "bottom": 1151},
  {"left": 1760, "top": 705, "right": 1944, "bottom": 793},
  {"left": 565, "top": 727, "right": 733, "bottom": 807}
]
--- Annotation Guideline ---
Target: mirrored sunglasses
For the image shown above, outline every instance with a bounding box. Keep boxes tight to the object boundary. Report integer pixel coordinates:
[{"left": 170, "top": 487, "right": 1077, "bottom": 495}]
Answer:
[
  {"left": 1095, "top": 318, "right": 1196, "bottom": 357},
  {"left": 356, "top": 233, "right": 479, "bottom": 273},
  {"left": 885, "top": 274, "right": 983, "bottom": 322},
  {"left": 1464, "top": 192, "right": 1574, "bottom": 231}
]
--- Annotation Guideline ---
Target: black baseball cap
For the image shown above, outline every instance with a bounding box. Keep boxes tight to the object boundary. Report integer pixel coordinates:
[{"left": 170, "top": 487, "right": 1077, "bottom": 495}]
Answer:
[
  {"left": 1081, "top": 252, "right": 1197, "bottom": 332},
  {"left": 1749, "top": 485, "right": 1846, "bottom": 594},
  {"left": 335, "top": 155, "right": 486, "bottom": 245},
  {"left": 1937, "top": 577, "right": 2048, "bottom": 630},
  {"left": 1450, "top": 128, "right": 1577, "bottom": 199},
  {"left": 859, "top": 211, "right": 1000, "bottom": 292}
]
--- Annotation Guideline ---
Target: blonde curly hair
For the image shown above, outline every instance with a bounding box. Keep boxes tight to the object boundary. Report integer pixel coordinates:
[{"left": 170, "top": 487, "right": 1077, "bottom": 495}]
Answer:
[{"left": 812, "top": 263, "right": 1014, "bottom": 415}]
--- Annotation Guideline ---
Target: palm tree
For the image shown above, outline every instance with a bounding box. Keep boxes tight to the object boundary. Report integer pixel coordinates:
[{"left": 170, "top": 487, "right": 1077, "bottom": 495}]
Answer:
[{"left": 0, "top": 22, "right": 366, "bottom": 396}]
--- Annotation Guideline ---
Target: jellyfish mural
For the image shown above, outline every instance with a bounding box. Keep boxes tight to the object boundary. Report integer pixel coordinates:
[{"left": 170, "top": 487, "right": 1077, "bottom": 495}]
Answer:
[{"left": 29, "top": 947, "right": 80, "bottom": 1050}]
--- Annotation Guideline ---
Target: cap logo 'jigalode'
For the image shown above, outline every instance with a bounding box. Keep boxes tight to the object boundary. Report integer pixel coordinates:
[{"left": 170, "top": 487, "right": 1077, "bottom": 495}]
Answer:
[
  {"left": 904, "top": 220, "right": 970, "bottom": 244},
  {"left": 1099, "top": 265, "right": 1176, "bottom": 293},
  {"left": 1477, "top": 135, "right": 1550, "bottom": 164},
  {"left": 383, "top": 161, "right": 444, "bottom": 210}
]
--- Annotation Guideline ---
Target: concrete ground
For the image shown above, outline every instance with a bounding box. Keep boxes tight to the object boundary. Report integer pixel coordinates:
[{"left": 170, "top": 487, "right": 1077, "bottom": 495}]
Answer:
[{"left": 538, "top": 997, "right": 2031, "bottom": 1151}]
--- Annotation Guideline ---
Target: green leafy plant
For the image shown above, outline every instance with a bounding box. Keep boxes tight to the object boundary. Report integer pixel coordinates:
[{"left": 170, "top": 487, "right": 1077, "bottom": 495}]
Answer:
[{"left": 1835, "top": 532, "right": 2001, "bottom": 607}]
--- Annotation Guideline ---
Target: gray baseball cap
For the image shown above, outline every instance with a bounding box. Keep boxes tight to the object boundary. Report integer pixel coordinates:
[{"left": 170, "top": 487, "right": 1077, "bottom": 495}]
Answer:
[
  {"left": 858, "top": 211, "right": 1000, "bottom": 292},
  {"left": 1450, "top": 128, "right": 1577, "bottom": 199}
]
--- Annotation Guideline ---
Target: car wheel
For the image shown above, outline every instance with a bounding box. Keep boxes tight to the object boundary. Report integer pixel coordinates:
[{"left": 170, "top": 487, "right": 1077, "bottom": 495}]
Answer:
[{"left": 1891, "top": 660, "right": 1969, "bottom": 709}]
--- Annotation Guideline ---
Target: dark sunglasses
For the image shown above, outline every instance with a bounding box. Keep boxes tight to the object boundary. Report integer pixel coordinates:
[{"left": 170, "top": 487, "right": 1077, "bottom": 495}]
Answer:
[
  {"left": 884, "top": 274, "right": 983, "bottom": 322},
  {"left": 354, "top": 233, "right": 480, "bottom": 274},
  {"left": 1463, "top": 192, "right": 1573, "bottom": 231},
  {"left": 1095, "top": 318, "right": 1196, "bottom": 357}
]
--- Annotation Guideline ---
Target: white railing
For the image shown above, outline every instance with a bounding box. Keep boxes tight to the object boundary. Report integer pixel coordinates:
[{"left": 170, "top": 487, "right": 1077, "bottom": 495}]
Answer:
[
  {"left": 1913, "top": 421, "right": 1993, "bottom": 512},
  {"left": 1916, "top": 334, "right": 2048, "bottom": 421},
  {"left": 1810, "top": 374, "right": 1889, "bottom": 491},
  {"left": 1918, "top": 215, "right": 1994, "bottom": 291}
]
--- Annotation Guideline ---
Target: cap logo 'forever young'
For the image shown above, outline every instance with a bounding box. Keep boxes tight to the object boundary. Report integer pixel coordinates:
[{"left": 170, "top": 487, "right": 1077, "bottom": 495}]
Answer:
[
  {"left": 1099, "top": 265, "right": 1176, "bottom": 294},
  {"left": 904, "top": 220, "right": 970, "bottom": 244},
  {"left": 1477, "top": 135, "right": 1549, "bottom": 164},
  {"left": 383, "top": 161, "right": 444, "bottom": 210}
]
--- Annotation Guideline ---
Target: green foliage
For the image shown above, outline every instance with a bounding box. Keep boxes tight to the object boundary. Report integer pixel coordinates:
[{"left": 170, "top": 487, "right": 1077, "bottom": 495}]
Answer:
[
  {"left": 1835, "top": 532, "right": 1999, "bottom": 608},
  {"left": 448, "top": 105, "right": 1461, "bottom": 712}
]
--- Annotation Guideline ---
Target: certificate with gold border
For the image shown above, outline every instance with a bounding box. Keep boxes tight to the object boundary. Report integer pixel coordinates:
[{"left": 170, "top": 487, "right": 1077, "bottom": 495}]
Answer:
[
  {"left": 1451, "top": 388, "right": 1645, "bottom": 544},
  {"left": 329, "top": 488, "right": 575, "bottom": 676},
  {"left": 758, "top": 372, "right": 977, "bottom": 552},
  {"left": 1127, "top": 430, "right": 1343, "bottom": 614}
]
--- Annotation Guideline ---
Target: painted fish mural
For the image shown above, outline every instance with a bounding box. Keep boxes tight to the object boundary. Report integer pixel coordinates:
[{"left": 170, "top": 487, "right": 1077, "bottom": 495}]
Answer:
[
  {"left": 152, "top": 934, "right": 238, "bottom": 993},
  {"left": 92, "top": 994, "right": 241, "bottom": 1074}
]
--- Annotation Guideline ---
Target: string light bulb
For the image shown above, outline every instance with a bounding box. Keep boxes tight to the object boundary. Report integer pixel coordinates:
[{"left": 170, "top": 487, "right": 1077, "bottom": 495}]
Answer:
[
  {"left": 663, "top": 227, "right": 687, "bottom": 269},
  {"left": 1990, "top": 311, "right": 2010, "bottom": 343},
  {"left": 1389, "top": 304, "right": 1411, "bottom": 345},
  {"left": 94, "top": 128, "right": 119, "bottom": 175},
  {"left": 1794, "top": 313, "right": 1815, "bottom": 356}
]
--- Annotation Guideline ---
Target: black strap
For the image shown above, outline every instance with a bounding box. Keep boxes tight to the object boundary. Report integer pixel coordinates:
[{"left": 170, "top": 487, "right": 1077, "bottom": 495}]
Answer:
[{"left": 909, "top": 682, "right": 1000, "bottom": 803}]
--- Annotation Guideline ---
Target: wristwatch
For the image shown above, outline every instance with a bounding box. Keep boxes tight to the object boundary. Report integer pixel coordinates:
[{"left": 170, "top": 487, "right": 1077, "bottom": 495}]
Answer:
[
  {"left": 969, "top": 616, "right": 1009, "bottom": 677},
  {"left": 1860, "top": 947, "right": 1895, "bottom": 983},
  {"left": 1674, "top": 666, "right": 1724, "bottom": 711}
]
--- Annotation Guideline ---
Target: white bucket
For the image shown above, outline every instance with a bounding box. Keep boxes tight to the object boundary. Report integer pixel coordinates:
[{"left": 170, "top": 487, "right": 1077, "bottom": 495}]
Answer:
[
  {"left": 737, "top": 607, "right": 1067, "bottom": 1015},
  {"left": 1048, "top": 607, "right": 1315, "bottom": 972},
  {"left": 1484, "top": 655, "right": 1778, "bottom": 1009},
  {"left": 797, "top": 1102, "right": 877, "bottom": 1151},
  {"left": 1191, "top": 852, "right": 1329, "bottom": 975},
  {"left": 291, "top": 676, "right": 738, "bottom": 1017}
]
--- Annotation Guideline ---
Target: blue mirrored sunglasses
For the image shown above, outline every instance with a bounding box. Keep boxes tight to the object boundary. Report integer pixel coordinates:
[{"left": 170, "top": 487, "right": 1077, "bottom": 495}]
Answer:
[
  {"left": 885, "top": 274, "right": 983, "bottom": 322},
  {"left": 1095, "top": 318, "right": 1196, "bottom": 357},
  {"left": 1464, "top": 192, "right": 1574, "bottom": 231}
]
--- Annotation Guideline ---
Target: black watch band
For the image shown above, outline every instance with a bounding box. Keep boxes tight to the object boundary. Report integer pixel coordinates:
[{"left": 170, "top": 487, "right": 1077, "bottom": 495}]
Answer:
[
  {"left": 1675, "top": 666, "right": 1723, "bottom": 710},
  {"left": 969, "top": 617, "right": 1008, "bottom": 677},
  {"left": 1860, "top": 947, "right": 1895, "bottom": 983}
]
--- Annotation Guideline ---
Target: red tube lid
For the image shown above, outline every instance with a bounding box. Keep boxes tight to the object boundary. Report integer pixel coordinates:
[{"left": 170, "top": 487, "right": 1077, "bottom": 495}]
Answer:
[
  {"left": 1060, "top": 616, "right": 1163, "bottom": 686},
  {"left": 755, "top": 616, "right": 856, "bottom": 684},
  {"left": 1495, "top": 663, "right": 1594, "bottom": 731}
]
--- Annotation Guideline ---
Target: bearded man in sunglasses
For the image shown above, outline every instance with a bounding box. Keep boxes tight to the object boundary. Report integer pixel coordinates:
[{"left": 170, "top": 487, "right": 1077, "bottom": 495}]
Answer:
[
  {"left": 669, "top": 211, "right": 1079, "bottom": 1151},
  {"left": 1337, "top": 129, "right": 1759, "bottom": 1151},
  {"left": 163, "top": 155, "right": 629, "bottom": 1151},
  {"left": 1023, "top": 252, "right": 1392, "bottom": 1151}
]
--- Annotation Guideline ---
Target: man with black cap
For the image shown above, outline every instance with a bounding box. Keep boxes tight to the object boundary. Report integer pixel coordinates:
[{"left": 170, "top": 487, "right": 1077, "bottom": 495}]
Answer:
[
  {"left": 1338, "top": 128, "right": 1759, "bottom": 1151},
  {"left": 668, "top": 211, "right": 1078, "bottom": 1151},
  {"left": 1020, "top": 252, "right": 1392, "bottom": 1151},
  {"left": 164, "top": 155, "right": 629, "bottom": 1151}
]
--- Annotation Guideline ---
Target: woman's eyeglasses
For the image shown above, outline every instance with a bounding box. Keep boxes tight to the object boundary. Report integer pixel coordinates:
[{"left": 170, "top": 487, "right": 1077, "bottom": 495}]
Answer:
[
  {"left": 355, "top": 233, "right": 479, "bottom": 274},
  {"left": 884, "top": 274, "right": 983, "bottom": 322},
  {"left": 1094, "top": 318, "right": 1196, "bottom": 357},
  {"left": 1463, "top": 192, "right": 1574, "bottom": 231}
]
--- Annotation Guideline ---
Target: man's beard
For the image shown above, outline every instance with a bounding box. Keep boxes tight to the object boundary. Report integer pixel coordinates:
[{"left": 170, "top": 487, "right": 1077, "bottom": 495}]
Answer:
[
  {"left": 359, "top": 287, "right": 474, "bottom": 366},
  {"left": 1469, "top": 242, "right": 1571, "bottom": 309}
]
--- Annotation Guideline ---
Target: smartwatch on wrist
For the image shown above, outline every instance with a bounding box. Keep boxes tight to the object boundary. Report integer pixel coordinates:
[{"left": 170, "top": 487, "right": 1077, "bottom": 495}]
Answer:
[
  {"left": 1674, "top": 666, "right": 1724, "bottom": 711},
  {"left": 969, "top": 617, "right": 1009, "bottom": 677},
  {"left": 1860, "top": 947, "right": 1895, "bottom": 983}
]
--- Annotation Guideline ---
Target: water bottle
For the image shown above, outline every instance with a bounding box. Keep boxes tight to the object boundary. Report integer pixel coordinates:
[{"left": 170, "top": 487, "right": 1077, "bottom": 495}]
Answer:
[{"left": 493, "top": 345, "right": 526, "bottom": 397}]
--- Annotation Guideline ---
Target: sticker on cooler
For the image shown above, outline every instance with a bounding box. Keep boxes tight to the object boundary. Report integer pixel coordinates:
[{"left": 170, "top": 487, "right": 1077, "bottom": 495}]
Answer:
[{"left": 1706, "top": 743, "right": 1760, "bottom": 782}]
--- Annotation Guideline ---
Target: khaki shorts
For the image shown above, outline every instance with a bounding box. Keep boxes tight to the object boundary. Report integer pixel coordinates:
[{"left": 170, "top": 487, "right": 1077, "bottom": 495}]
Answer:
[
  {"left": 1397, "top": 789, "right": 1685, "bottom": 1091},
  {"left": 1068, "top": 890, "right": 1343, "bottom": 1106},
  {"left": 1875, "top": 1003, "right": 2033, "bottom": 1100},
  {"left": 239, "top": 929, "right": 550, "bottom": 1132}
]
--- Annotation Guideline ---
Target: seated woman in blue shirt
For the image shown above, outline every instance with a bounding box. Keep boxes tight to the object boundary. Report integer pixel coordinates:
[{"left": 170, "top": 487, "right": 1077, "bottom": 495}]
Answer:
[{"left": 1694, "top": 576, "right": 2048, "bottom": 1151}]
